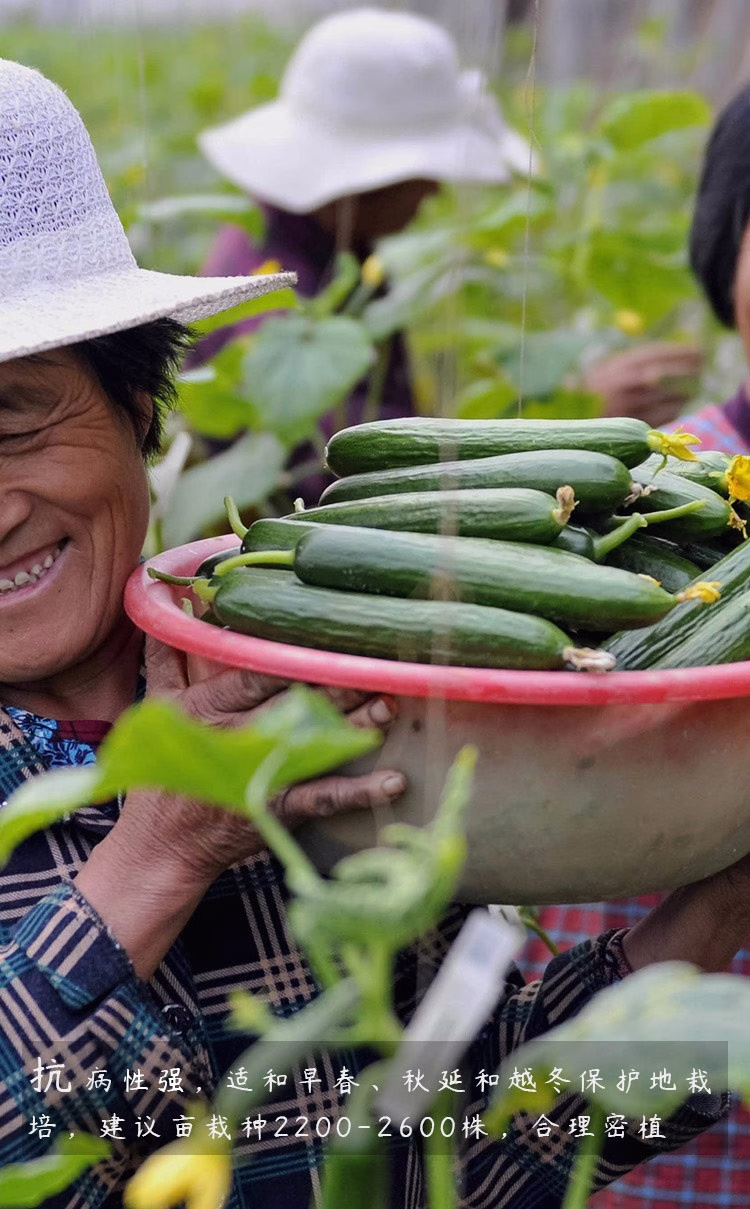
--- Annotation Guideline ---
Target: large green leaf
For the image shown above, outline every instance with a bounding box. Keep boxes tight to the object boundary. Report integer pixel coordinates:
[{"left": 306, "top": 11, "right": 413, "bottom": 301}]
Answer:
[
  {"left": 0, "top": 689, "right": 381, "bottom": 865},
  {"left": 161, "top": 431, "right": 285, "bottom": 547},
  {"left": 241, "top": 314, "right": 375, "bottom": 447},
  {"left": 485, "top": 962, "right": 750, "bottom": 1136},
  {"left": 599, "top": 90, "right": 710, "bottom": 151},
  {"left": 0, "top": 1135, "right": 110, "bottom": 1208},
  {"left": 177, "top": 342, "right": 257, "bottom": 438},
  {"left": 496, "top": 330, "right": 592, "bottom": 397},
  {"left": 190, "top": 285, "right": 298, "bottom": 340},
  {"left": 586, "top": 230, "right": 695, "bottom": 324}
]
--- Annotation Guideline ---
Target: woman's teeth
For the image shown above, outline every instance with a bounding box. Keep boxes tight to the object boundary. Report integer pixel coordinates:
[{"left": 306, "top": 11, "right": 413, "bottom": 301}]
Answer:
[{"left": 0, "top": 547, "right": 63, "bottom": 593}]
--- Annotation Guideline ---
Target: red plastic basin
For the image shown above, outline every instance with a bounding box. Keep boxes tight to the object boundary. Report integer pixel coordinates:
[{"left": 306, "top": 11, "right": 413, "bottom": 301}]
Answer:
[{"left": 125, "top": 536, "right": 750, "bottom": 904}]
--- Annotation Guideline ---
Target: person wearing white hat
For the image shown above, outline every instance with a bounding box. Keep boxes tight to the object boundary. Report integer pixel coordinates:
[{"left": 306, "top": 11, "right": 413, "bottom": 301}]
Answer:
[
  {"left": 194, "top": 7, "right": 701, "bottom": 502},
  {"left": 0, "top": 52, "right": 743, "bottom": 1209},
  {"left": 193, "top": 7, "right": 536, "bottom": 501}
]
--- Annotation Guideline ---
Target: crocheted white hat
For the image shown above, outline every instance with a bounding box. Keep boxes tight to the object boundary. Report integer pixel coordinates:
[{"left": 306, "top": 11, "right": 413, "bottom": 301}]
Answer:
[
  {"left": 0, "top": 59, "right": 295, "bottom": 365},
  {"left": 198, "top": 7, "right": 536, "bottom": 213}
]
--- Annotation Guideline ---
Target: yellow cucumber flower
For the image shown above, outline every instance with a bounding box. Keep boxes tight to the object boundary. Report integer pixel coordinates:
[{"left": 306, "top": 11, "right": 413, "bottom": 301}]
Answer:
[
  {"left": 647, "top": 426, "right": 700, "bottom": 463},
  {"left": 677, "top": 581, "right": 722, "bottom": 605},
  {"left": 256, "top": 258, "right": 282, "bottom": 276},
  {"left": 484, "top": 247, "right": 510, "bottom": 269},
  {"left": 125, "top": 1149, "right": 232, "bottom": 1209},
  {"left": 727, "top": 455, "right": 750, "bottom": 503},
  {"left": 361, "top": 254, "right": 385, "bottom": 289},
  {"left": 614, "top": 309, "right": 645, "bottom": 335}
]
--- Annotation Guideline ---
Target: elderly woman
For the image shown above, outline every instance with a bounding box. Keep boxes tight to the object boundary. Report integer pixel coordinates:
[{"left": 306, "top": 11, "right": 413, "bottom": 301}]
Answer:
[{"left": 0, "top": 57, "right": 748, "bottom": 1209}]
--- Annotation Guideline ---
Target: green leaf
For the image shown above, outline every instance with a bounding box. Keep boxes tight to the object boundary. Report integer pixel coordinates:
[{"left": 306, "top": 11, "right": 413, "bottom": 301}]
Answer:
[
  {"left": 241, "top": 314, "right": 375, "bottom": 447},
  {"left": 0, "top": 689, "right": 381, "bottom": 864},
  {"left": 586, "top": 230, "right": 695, "bottom": 324},
  {"left": 599, "top": 90, "right": 710, "bottom": 152},
  {"left": 177, "top": 342, "right": 257, "bottom": 438},
  {"left": 161, "top": 431, "right": 285, "bottom": 547},
  {"left": 455, "top": 379, "right": 518, "bottom": 419},
  {"left": 496, "top": 330, "right": 592, "bottom": 397},
  {"left": 310, "top": 252, "right": 361, "bottom": 318},
  {"left": 137, "top": 192, "right": 260, "bottom": 224},
  {"left": 0, "top": 1134, "right": 110, "bottom": 1208},
  {"left": 472, "top": 191, "right": 554, "bottom": 244},
  {"left": 518, "top": 388, "right": 603, "bottom": 420},
  {"left": 190, "top": 285, "right": 297, "bottom": 340},
  {"left": 491, "top": 963, "right": 750, "bottom": 1124}
]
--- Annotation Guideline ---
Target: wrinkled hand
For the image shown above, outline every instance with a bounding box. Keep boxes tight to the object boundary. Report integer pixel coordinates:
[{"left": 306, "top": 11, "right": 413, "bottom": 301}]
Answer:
[
  {"left": 623, "top": 851, "right": 750, "bottom": 976},
  {"left": 75, "top": 639, "right": 406, "bottom": 977},
  {"left": 584, "top": 342, "right": 704, "bottom": 428},
  {"left": 128, "top": 637, "right": 405, "bottom": 884}
]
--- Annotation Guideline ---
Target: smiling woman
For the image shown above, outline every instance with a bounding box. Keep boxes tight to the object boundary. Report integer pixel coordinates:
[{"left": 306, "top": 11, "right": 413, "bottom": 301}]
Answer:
[{"left": 0, "top": 47, "right": 746, "bottom": 1209}]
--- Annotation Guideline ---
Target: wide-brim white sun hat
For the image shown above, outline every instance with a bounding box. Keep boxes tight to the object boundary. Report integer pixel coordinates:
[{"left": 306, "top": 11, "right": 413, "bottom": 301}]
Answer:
[
  {"left": 0, "top": 58, "right": 296, "bottom": 366},
  {"left": 198, "top": 7, "right": 538, "bottom": 214}
]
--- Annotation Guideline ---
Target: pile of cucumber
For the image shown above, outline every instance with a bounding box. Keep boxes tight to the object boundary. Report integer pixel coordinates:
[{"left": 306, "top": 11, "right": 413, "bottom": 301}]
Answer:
[{"left": 169, "top": 417, "right": 750, "bottom": 673}]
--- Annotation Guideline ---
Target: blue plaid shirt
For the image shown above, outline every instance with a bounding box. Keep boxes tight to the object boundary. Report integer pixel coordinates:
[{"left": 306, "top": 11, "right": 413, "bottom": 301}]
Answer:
[{"left": 0, "top": 703, "right": 727, "bottom": 1208}]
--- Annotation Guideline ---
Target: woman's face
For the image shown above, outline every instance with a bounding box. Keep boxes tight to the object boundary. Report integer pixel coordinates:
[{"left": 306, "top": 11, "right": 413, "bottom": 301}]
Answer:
[{"left": 0, "top": 350, "right": 151, "bottom": 684}]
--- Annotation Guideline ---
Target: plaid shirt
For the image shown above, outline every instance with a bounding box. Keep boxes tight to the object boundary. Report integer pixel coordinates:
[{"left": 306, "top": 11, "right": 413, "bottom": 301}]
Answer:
[
  {"left": 0, "top": 704, "right": 727, "bottom": 1209},
  {"left": 519, "top": 383, "right": 750, "bottom": 1209}
]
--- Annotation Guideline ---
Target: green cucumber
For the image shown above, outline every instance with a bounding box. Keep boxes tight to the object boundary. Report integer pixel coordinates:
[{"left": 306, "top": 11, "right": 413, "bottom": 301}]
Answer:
[
  {"left": 262, "top": 488, "right": 576, "bottom": 545},
  {"left": 196, "top": 546, "right": 242, "bottom": 578},
  {"left": 210, "top": 568, "right": 613, "bottom": 671},
  {"left": 292, "top": 526, "right": 698, "bottom": 631},
  {"left": 625, "top": 469, "right": 734, "bottom": 538},
  {"left": 604, "top": 538, "right": 750, "bottom": 668},
  {"left": 605, "top": 535, "right": 701, "bottom": 594},
  {"left": 320, "top": 449, "right": 634, "bottom": 515},
  {"left": 651, "top": 592, "right": 750, "bottom": 669},
  {"left": 632, "top": 450, "right": 731, "bottom": 495},
  {"left": 325, "top": 417, "right": 670, "bottom": 475},
  {"left": 680, "top": 535, "right": 742, "bottom": 570},
  {"left": 243, "top": 517, "right": 322, "bottom": 553}
]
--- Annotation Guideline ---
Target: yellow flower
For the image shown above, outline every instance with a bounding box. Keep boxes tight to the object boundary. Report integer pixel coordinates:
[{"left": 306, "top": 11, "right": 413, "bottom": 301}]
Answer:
[
  {"left": 484, "top": 247, "right": 510, "bottom": 269},
  {"left": 614, "top": 309, "right": 645, "bottom": 335},
  {"left": 677, "top": 581, "right": 722, "bottom": 605},
  {"left": 361, "top": 254, "right": 385, "bottom": 289},
  {"left": 727, "top": 455, "right": 750, "bottom": 503},
  {"left": 256, "top": 258, "right": 282, "bottom": 276},
  {"left": 125, "top": 1149, "right": 232, "bottom": 1209},
  {"left": 647, "top": 426, "right": 700, "bottom": 462}
]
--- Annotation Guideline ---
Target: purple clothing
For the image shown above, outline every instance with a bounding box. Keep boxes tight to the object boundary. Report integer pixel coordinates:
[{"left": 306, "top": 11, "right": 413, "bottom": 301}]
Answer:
[{"left": 192, "top": 207, "right": 415, "bottom": 505}]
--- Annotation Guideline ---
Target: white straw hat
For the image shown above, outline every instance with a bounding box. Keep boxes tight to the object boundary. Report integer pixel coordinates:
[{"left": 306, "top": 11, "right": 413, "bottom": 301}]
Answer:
[
  {"left": 0, "top": 59, "right": 295, "bottom": 366},
  {"left": 198, "top": 7, "right": 536, "bottom": 214}
]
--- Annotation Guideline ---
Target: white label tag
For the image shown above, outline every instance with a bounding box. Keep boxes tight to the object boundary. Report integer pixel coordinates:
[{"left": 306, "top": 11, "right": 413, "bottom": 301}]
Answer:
[{"left": 378, "top": 909, "right": 524, "bottom": 1121}]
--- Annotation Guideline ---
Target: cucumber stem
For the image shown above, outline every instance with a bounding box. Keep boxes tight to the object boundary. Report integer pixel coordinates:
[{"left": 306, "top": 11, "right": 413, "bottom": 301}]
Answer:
[
  {"left": 224, "top": 495, "right": 249, "bottom": 539},
  {"left": 599, "top": 499, "right": 708, "bottom": 562},
  {"left": 591, "top": 515, "right": 646, "bottom": 561},
  {"left": 213, "top": 549, "right": 296, "bottom": 576},
  {"left": 147, "top": 568, "right": 197, "bottom": 586},
  {"left": 563, "top": 647, "right": 617, "bottom": 673}
]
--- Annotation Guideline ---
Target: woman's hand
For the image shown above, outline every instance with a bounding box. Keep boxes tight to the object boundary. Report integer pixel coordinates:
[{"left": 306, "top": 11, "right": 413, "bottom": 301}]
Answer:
[
  {"left": 622, "top": 852, "right": 750, "bottom": 975},
  {"left": 583, "top": 343, "right": 704, "bottom": 428},
  {"left": 75, "top": 638, "right": 406, "bottom": 978}
]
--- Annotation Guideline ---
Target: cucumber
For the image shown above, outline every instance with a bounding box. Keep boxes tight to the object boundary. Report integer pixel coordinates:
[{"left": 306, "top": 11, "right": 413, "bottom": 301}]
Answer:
[
  {"left": 625, "top": 469, "right": 734, "bottom": 538},
  {"left": 605, "top": 535, "right": 701, "bottom": 594},
  {"left": 292, "top": 526, "right": 688, "bottom": 631},
  {"left": 320, "top": 449, "right": 634, "bottom": 515},
  {"left": 631, "top": 450, "right": 731, "bottom": 496},
  {"left": 604, "top": 538, "right": 750, "bottom": 668},
  {"left": 651, "top": 592, "right": 750, "bottom": 669},
  {"left": 196, "top": 546, "right": 242, "bottom": 577},
  {"left": 244, "top": 517, "right": 322, "bottom": 553},
  {"left": 259, "top": 488, "right": 575, "bottom": 545},
  {"left": 553, "top": 526, "right": 597, "bottom": 558},
  {"left": 680, "top": 536, "right": 741, "bottom": 570},
  {"left": 325, "top": 417, "right": 664, "bottom": 475},
  {"left": 210, "top": 568, "right": 612, "bottom": 671}
]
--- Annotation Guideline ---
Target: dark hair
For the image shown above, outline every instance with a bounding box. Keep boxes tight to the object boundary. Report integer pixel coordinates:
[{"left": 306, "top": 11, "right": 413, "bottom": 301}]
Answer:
[
  {"left": 70, "top": 318, "right": 194, "bottom": 459},
  {"left": 690, "top": 83, "right": 750, "bottom": 329}
]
